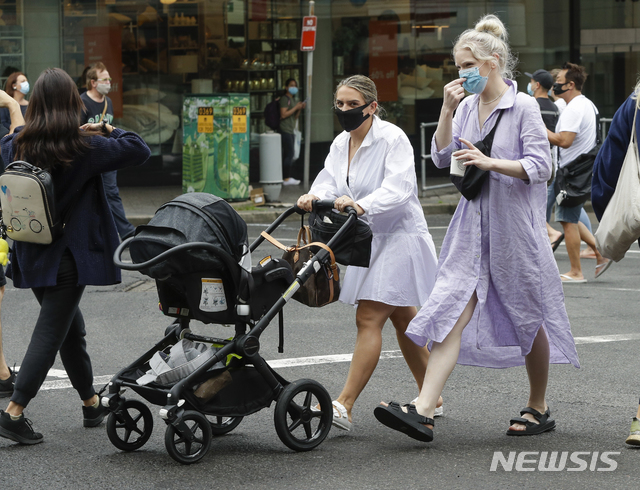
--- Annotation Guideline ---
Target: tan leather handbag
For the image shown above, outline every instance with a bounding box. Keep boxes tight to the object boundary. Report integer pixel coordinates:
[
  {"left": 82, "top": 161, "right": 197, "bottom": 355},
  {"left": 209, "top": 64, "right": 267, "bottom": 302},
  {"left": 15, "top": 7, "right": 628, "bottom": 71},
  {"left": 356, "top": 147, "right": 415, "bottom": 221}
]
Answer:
[{"left": 261, "top": 226, "right": 340, "bottom": 307}]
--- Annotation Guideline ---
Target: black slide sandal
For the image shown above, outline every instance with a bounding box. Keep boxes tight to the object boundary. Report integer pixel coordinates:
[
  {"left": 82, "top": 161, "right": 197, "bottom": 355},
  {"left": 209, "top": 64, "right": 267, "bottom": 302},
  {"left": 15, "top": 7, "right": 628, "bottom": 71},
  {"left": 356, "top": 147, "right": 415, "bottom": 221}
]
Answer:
[
  {"left": 374, "top": 401, "right": 434, "bottom": 442},
  {"left": 506, "top": 407, "right": 555, "bottom": 436},
  {"left": 551, "top": 234, "right": 565, "bottom": 252}
]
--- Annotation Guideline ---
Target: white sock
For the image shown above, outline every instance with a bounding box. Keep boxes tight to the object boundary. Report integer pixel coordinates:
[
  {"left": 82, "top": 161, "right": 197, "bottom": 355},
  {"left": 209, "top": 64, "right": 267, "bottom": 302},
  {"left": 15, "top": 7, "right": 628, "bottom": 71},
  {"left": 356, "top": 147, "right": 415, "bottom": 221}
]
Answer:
[{"left": 10, "top": 413, "right": 22, "bottom": 421}]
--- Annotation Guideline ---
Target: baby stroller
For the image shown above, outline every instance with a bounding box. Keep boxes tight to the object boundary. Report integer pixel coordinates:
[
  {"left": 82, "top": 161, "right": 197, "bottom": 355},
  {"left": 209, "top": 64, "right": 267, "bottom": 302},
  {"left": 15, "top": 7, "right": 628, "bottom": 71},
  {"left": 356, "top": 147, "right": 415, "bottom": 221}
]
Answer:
[{"left": 103, "top": 193, "right": 365, "bottom": 464}]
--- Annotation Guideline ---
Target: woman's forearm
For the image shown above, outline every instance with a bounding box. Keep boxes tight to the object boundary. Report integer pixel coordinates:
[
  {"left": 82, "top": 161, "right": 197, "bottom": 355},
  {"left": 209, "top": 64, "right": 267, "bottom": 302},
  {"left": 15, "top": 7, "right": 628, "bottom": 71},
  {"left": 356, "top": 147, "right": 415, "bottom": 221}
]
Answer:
[{"left": 434, "top": 108, "right": 454, "bottom": 152}]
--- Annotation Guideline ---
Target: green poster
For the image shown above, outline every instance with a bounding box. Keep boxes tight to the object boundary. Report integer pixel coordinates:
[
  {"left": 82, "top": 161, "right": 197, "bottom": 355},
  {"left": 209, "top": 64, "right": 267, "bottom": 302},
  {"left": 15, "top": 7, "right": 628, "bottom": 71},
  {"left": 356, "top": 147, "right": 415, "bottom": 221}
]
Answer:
[{"left": 182, "top": 94, "right": 250, "bottom": 200}]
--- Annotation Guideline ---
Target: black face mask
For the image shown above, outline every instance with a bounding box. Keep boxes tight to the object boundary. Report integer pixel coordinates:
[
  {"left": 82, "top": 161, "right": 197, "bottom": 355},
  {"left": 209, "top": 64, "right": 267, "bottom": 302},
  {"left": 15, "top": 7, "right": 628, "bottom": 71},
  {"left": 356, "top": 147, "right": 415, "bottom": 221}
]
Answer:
[
  {"left": 552, "top": 82, "right": 569, "bottom": 96},
  {"left": 334, "top": 102, "right": 371, "bottom": 132}
]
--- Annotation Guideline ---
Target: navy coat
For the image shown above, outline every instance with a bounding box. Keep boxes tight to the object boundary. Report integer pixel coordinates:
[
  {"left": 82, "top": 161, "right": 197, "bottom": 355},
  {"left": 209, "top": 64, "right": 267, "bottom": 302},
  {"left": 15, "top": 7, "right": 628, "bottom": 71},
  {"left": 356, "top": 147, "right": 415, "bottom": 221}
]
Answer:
[
  {"left": 592, "top": 93, "right": 640, "bottom": 221},
  {"left": 1, "top": 127, "right": 150, "bottom": 288}
]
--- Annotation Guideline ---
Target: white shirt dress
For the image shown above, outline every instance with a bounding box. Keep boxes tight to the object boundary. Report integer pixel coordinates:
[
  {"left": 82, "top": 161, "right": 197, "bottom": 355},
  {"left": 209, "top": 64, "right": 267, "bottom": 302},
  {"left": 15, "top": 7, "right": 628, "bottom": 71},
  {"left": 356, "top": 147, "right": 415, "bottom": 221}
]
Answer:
[{"left": 310, "top": 116, "right": 438, "bottom": 307}]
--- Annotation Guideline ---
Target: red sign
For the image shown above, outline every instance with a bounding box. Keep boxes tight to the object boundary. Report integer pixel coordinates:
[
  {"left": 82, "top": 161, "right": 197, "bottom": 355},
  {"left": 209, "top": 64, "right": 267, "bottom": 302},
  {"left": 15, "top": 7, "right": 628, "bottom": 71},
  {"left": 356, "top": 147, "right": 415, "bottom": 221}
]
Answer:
[
  {"left": 369, "top": 21, "right": 398, "bottom": 101},
  {"left": 300, "top": 16, "right": 317, "bottom": 52}
]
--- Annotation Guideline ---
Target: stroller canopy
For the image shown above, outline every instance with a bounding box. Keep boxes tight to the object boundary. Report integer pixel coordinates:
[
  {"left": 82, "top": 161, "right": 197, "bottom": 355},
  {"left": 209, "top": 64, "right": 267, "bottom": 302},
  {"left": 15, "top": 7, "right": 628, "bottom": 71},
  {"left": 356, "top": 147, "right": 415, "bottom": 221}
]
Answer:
[{"left": 130, "top": 193, "right": 249, "bottom": 279}]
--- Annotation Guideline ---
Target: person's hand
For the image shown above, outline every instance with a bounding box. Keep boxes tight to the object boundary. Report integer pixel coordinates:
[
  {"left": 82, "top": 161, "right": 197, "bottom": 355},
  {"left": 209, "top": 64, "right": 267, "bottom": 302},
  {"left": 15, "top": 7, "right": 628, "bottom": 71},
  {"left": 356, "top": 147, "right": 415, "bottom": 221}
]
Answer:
[
  {"left": 335, "top": 195, "right": 364, "bottom": 216},
  {"left": 0, "top": 90, "right": 17, "bottom": 109},
  {"left": 454, "top": 138, "right": 495, "bottom": 171},
  {"left": 442, "top": 78, "right": 466, "bottom": 114},
  {"left": 296, "top": 101, "right": 306, "bottom": 110},
  {"left": 81, "top": 122, "right": 113, "bottom": 135},
  {"left": 297, "top": 193, "right": 320, "bottom": 212}
]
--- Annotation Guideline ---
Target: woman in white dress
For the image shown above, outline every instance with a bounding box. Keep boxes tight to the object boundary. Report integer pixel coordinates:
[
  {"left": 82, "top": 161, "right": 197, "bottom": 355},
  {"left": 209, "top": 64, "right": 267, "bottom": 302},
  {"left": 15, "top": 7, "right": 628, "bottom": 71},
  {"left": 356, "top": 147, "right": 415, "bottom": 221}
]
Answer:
[{"left": 297, "top": 75, "right": 439, "bottom": 430}]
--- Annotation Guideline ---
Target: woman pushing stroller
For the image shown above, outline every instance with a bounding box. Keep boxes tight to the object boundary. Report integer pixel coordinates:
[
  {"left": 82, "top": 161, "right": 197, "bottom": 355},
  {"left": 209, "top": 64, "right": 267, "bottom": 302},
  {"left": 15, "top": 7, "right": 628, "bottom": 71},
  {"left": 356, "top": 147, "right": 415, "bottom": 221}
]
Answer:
[{"left": 297, "top": 75, "right": 440, "bottom": 431}]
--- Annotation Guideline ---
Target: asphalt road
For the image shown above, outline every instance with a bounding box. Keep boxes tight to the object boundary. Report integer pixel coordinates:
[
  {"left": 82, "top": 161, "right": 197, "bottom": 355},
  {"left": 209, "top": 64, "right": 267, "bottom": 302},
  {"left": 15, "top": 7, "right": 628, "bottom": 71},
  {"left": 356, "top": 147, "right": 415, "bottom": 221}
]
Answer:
[{"left": 1, "top": 214, "right": 639, "bottom": 489}]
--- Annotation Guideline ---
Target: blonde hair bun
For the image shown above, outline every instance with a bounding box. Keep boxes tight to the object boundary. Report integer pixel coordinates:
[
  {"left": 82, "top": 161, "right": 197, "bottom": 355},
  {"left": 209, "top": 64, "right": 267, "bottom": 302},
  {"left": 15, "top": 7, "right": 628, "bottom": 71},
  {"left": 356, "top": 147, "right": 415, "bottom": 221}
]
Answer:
[{"left": 475, "top": 14, "right": 508, "bottom": 42}]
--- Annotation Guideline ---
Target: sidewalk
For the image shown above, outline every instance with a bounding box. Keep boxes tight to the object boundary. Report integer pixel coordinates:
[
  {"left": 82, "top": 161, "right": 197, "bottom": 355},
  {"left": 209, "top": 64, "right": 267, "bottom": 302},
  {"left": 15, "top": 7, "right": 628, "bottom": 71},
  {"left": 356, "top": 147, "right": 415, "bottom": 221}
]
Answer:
[
  {"left": 119, "top": 179, "right": 596, "bottom": 226},
  {"left": 119, "top": 177, "right": 463, "bottom": 226}
]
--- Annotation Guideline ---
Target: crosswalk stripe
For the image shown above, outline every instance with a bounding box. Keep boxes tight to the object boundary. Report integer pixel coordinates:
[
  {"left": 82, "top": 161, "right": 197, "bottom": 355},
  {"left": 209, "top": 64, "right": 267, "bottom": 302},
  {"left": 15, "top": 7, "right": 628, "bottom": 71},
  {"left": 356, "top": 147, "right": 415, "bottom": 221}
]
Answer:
[{"left": 34, "top": 332, "right": 640, "bottom": 392}]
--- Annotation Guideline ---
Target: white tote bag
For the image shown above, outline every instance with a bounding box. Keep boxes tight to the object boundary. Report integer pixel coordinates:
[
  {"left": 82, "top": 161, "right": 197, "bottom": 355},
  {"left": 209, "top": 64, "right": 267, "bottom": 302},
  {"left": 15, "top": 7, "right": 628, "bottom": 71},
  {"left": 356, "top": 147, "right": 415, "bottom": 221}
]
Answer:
[
  {"left": 293, "top": 120, "right": 302, "bottom": 161},
  {"left": 594, "top": 97, "right": 640, "bottom": 262}
]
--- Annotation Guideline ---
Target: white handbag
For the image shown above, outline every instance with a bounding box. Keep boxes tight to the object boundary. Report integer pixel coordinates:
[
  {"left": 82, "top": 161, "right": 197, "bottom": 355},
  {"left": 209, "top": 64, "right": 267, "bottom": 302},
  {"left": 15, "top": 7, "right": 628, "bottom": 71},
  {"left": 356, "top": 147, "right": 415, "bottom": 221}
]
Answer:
[{"left": 594, "top": 97, "right": 640, "bottom": 262}]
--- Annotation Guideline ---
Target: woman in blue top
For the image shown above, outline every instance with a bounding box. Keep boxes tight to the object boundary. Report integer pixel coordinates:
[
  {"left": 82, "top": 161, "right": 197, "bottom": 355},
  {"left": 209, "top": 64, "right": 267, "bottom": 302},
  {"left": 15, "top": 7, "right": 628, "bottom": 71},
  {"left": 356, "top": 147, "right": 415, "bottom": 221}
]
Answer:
[
  {"left": 592, "top": 84, "right": 640, "bottom": 447},
  {"left": 0, "top": 68, "right": 150, "bottom": 445}
]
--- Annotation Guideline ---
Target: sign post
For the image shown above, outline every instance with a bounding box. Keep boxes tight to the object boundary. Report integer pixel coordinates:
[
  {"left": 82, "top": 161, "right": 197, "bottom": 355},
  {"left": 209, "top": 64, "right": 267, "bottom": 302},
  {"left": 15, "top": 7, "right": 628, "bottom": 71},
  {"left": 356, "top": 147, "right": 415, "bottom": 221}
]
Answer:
[{"left": 301, "top": 4, "right": 316, "bottom": 190}]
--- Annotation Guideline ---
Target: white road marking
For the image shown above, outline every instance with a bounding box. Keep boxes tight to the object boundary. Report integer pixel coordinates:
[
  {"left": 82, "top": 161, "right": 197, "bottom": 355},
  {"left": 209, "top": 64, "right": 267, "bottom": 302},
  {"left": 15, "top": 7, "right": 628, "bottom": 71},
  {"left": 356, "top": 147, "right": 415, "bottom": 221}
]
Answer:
[{"left": 34, "top": 333, "right": 640, "bottom": 392}]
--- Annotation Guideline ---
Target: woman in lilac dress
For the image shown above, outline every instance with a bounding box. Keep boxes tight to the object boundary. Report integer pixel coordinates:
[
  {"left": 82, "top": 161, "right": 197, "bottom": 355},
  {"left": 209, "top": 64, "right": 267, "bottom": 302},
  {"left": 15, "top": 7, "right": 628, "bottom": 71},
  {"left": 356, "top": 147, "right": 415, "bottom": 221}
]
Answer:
[{"left": 375, "top": 14, "right": 579, "bottom": 443}]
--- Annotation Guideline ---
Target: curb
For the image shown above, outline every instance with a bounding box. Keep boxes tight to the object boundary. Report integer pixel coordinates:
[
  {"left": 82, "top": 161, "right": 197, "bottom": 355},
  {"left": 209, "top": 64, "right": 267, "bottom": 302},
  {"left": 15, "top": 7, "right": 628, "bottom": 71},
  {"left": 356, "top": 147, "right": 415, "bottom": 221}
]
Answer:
[
  {"left": 127, "top": 201, "right": 461, "bottom": 227},
  {"left": 128, "top": 200, "right": 593, "bottom": 227}
]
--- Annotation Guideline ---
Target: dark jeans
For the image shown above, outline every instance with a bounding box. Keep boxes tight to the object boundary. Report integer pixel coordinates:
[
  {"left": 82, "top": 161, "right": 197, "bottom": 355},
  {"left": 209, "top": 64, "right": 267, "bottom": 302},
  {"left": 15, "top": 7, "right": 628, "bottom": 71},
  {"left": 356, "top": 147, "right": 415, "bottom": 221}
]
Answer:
[
  {"left": 11, "top": 251, "right": 95, "bottom": 407},
  {"left": 280, "top": 131, "right": 295, "bottom": 179},
  {"left": 102, "top": 170, "right": 135, "bottom": 239}
]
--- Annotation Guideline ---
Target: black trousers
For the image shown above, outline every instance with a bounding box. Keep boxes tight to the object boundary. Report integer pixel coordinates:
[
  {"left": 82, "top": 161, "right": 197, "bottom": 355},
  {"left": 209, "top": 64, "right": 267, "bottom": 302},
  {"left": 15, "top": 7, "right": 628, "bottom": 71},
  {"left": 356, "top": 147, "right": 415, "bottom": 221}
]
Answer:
[
  {"left": 280, "top": 131, "right": 295, "bottom": 179},
  {"left": 11, "top": 251, "right": 95, "bottom": 407}
]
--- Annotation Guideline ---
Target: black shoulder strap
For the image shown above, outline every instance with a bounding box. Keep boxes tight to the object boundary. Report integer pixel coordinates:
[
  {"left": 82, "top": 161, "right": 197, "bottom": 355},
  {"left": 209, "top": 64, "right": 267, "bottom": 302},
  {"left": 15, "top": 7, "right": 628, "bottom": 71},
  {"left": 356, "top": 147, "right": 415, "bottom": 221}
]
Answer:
[{"left": 481, "top": 109, "right": 505, "bottom": 155}]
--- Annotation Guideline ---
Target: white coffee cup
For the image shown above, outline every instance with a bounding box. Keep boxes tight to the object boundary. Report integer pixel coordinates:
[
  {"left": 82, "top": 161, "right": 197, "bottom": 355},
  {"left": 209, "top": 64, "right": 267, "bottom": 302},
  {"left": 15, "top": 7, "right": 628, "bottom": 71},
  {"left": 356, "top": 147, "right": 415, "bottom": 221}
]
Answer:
[{"left": 450, "top": 154, "right": 467, "bottom": 177}]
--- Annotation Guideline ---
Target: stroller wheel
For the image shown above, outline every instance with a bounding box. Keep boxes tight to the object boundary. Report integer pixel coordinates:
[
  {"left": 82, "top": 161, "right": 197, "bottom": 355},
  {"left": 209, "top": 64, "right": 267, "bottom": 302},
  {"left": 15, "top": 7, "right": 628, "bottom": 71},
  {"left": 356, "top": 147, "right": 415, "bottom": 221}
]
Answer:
[
  {"left": 165, "top": 410, "right": 212, "bottom": 464},
  {"left": 274, "top": 379, "right": 332, "bottom": 452},
  {"left": 206, "top": 415, "right": 243, "bottom": 436},
  {"left": 106, "top": 399, "right": 154, "bottom": 451}
]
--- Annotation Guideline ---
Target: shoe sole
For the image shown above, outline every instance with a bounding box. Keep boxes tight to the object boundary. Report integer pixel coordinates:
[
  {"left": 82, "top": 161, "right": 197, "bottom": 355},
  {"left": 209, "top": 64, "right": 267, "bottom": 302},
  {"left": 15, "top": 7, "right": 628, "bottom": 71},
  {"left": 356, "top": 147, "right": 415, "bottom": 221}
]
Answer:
[
  {"left": 625, "top": 435, "right": 640, "bottom": 446},
  {"left": 374, "top": 405, "right": 433, "bottom": 442},
  {"left": 506, "top": 421, "right": 556, "bottom": 436},
  {"left": 0, "top": 425, "right": 44, "bottom": 445},
  {"left": 0, "top": 391, "right": 14, "bottom": 398},
  {"left": 83, "top": 414, "right": 107, "bottom": 428}
]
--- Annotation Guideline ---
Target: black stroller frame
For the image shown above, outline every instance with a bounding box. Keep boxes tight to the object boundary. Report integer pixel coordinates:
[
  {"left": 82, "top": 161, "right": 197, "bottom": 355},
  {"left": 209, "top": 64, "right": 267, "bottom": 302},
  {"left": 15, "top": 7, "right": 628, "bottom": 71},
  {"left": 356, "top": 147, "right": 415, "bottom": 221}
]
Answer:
[{"left": 102, "top": 200, "right": 358, "bottom": 464}]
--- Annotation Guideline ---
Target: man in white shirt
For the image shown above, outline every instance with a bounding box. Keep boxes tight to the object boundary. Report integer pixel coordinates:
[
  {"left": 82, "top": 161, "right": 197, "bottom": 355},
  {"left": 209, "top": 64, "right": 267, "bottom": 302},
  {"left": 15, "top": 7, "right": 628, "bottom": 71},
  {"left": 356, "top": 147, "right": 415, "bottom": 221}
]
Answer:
[{"left": 547, "top": 62, "right": 610, "bottom": 283}]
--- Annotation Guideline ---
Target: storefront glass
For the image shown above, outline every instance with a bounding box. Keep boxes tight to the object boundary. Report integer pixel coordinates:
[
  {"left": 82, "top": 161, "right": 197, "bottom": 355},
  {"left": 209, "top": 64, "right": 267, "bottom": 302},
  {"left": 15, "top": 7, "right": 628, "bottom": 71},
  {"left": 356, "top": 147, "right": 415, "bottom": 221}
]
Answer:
[{"left": 0, "top": 1, "right": 638, "bottom": 185}]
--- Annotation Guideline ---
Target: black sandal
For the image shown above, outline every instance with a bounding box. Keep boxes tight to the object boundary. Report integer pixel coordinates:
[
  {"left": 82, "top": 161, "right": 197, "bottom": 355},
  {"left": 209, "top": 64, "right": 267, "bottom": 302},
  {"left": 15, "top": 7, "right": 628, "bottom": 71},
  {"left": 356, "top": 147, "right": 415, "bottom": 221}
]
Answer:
[
  {"left": 506, "top": 407, "right": 555, "bottom": 436},
  {"left": 551, "top": 234, "right": 565, "bottom": 252},
  {"left": 374, "top": 401, "right": 434, "bottom": 442}
]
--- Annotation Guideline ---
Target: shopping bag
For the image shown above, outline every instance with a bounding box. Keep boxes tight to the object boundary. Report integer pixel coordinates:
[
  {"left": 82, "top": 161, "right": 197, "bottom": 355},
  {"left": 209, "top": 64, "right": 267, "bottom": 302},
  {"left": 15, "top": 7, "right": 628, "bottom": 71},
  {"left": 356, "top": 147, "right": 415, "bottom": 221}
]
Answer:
[
  {"left": 293, "top": 121, "right": 302, "bottom": 161},
  {"left": 594, "top": 98, "right": 640, "bottom": 262}
]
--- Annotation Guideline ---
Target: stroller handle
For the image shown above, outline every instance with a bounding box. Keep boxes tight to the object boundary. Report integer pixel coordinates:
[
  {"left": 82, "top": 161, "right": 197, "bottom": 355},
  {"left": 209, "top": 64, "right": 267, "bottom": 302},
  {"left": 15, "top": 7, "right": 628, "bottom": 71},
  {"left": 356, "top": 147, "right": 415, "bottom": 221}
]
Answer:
[
  {"left": 113, "top": 237, "right": 241, "bottom": 277},
  {"left": 250, "top": 199, "right": 358, "bottom": 253}
]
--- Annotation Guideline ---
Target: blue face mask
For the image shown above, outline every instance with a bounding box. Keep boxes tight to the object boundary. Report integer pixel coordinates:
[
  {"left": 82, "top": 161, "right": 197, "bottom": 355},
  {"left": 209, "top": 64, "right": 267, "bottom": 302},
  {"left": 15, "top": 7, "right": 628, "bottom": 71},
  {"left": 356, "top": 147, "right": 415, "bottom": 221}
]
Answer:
[
  {"left": 458, "top": 62, "right": 491, "bottom": 94},
  {"left": 17, "top": 81, "right": 29, "bottom": 95},
  {"left": 288, "top": 86, "right": 298, "bottom": 96},
  {"left": 527, "top": 82, "right": 534, "bottom": 97}
]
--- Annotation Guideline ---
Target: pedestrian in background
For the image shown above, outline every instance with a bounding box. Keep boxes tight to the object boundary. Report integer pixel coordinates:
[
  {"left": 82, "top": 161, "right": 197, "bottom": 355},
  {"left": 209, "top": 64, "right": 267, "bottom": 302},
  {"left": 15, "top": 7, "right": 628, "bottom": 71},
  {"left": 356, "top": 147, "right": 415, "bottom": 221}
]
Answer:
[
  {"left": 591, "top": 83, "right": 640, "bottom": 447},
  {"left": 0, "top": 71, "right": 29, "bottom": 132},
  {"left": 0, "top": 88, "right": 25, "bottom": 398},
  {"left": 547, "top": 62, "right": 610, "bottom": 282},
  {"left": 375, "top": 14, "right": 579, "bottom": 443},
  {"left": 280, "top": 78, "right": 305, "bottom": 186},
  {"left": 81, "top": 62, "right": 136, "bottom": 240},
  {"left": 0, "top": 68, "right": 150, "bottom": 445},
  {"left": 297, "top": 75, "right": 440, "bottom": 431}
]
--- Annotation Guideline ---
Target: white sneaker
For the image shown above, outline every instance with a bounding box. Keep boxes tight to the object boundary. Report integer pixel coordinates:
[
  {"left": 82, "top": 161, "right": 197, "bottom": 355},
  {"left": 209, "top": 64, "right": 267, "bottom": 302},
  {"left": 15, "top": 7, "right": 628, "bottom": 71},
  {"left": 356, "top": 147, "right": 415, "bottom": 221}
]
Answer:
[{"left": 282, "top": 178, "right": 300, "bottom": 186}]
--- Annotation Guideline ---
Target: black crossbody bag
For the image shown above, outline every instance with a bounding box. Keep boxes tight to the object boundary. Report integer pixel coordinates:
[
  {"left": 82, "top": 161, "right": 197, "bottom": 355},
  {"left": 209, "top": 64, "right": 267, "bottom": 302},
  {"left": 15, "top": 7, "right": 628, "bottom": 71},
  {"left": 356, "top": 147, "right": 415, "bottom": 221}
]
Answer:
[
  {"left": 451, "top": 109, "right": 504, "bottom": 201},
  {"left": 554, "top": 103, "right": 601, "bottom": 208}
]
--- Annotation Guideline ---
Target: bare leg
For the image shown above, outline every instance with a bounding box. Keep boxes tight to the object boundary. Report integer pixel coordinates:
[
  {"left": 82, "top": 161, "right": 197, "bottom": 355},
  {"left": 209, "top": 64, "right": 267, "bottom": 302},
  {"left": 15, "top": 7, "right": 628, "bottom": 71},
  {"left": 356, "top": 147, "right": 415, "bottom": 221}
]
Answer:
[
  {"left": 560, "top": 221, "right": 583, "bottom": 280},
  {"left": 0, "top": 285, "right": 9, "bottom": 380},
  {"left": 508, "top": 326, "right": 550, "bottom": 431},
  {"left": 547, "top": 223, "right": 562, "bottom": 242},
  {"left": 390, "top": 306, "right": 442, "bottom": 408},
  {"left": 577, "top": 221, "right": 608, "bottom": 268},
  {"left": 335, "top": 300, "right": 395, "bottom": 422},
  {"left": 636, "top": 405, "right": 640, "bottom": 419},
  {"left": 410, "top": 292, "right": 479, "bottom": 423}
]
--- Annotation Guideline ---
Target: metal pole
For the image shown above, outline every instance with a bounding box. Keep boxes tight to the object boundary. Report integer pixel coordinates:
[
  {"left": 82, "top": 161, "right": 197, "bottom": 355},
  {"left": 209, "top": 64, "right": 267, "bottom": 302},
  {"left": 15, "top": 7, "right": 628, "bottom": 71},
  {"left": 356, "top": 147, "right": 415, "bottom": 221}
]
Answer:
[{"left": 303, "top": 1, "right": 314, "bottom": 190}]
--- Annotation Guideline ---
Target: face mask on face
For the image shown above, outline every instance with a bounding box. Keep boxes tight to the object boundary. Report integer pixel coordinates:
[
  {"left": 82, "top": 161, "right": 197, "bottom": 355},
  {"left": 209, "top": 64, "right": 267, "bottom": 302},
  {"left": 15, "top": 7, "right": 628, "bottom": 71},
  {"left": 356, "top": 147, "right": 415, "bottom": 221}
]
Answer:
[
  {"left": 553, "top": 82, "right": 569, "bottom": 96},
  {"left": 288, "top": 86, "right": 298, "bottom": 96},
  {"left": 458, "top": 62, "right": 491, "bottom": 94},
  {"left": 17, "top": 81, "right": 29, "bottom": 95},
  {"left": 334, "top": 101, "right": 371, "bottom": 132},
  {"left": 96, "top": 83, "right": 111, "bottom": 96},
  {"left": 527, "top": 82, "right": 535, "bottom": 97}
]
